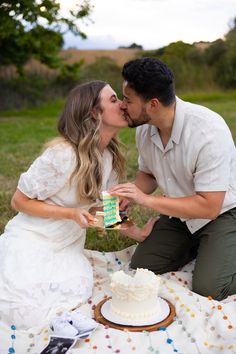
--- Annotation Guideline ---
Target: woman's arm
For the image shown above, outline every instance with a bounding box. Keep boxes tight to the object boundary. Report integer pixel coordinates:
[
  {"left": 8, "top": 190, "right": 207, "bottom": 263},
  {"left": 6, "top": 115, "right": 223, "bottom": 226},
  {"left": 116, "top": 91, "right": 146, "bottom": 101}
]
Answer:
[{"left": 11, "top": 189, "right": 94, "bottom": 228}]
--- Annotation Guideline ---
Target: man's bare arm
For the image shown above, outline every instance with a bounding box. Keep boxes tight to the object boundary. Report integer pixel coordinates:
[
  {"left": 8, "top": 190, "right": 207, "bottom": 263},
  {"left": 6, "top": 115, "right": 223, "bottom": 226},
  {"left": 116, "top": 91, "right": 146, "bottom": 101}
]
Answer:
[{"left": 134, "top": 170, "right": 158, "bottom": 194}]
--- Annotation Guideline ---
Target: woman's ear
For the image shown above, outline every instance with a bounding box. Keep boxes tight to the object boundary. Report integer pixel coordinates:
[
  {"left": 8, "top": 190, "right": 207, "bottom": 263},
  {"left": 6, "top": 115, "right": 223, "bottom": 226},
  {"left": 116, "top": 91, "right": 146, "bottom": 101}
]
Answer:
[
  {"left": 91, "top": 109, "right": 98, "bottom": 121},
  {"left": 91, "top": 106, "right": 102, "bottom": 121}
]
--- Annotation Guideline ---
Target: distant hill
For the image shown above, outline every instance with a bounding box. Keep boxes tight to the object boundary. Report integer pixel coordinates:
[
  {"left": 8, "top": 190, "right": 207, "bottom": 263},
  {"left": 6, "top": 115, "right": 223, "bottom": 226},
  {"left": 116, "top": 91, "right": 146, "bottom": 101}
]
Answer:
[
  {"left": 60, "top": 48, "right": 139, "bottom": 66},
  {"left": 193, "top": 41, "right": 211, "bottom": 50},
  {"left": 0, "top": 49, "right": 139, "bottom": 78}
]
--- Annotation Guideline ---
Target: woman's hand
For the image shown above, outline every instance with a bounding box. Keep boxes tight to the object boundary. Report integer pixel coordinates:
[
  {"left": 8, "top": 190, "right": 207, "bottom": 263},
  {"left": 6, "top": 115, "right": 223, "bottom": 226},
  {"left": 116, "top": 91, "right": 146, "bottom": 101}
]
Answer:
[
  {"left": 121, "top": 217, "right": 158, "bottom": 242},
  {"left": 72, "top": 208, "right": 95, "bottom": 228}
]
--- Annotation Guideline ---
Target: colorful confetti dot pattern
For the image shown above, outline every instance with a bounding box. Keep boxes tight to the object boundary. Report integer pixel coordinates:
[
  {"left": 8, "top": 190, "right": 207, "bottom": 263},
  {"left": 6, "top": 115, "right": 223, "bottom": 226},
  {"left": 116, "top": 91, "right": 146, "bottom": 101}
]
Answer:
[{"left": 0, "top": 245, "right": 236, "bottom": 354}]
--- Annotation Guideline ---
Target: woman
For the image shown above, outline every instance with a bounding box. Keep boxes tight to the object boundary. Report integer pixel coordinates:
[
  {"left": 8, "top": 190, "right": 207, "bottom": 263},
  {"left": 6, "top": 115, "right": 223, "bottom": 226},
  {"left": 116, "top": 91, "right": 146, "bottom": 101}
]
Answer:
[{"left": 0, "top": 81, "right": 155, "bottom": 330}]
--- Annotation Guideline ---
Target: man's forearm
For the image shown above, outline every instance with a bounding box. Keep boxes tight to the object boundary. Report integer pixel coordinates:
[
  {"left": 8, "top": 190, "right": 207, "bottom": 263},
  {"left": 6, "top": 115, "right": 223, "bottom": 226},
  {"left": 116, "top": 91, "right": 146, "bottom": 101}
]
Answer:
[
  {"left": 143, "top": 191, "right": 225, "bottom": 220},
  {"left": 135, "top": 170, "right": 157, "bottom": 194}
]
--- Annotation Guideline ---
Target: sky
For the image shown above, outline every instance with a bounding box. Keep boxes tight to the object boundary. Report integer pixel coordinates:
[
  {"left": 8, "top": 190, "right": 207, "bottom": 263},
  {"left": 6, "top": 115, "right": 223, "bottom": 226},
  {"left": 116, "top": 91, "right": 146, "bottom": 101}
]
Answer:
[{"left": 60, "top": 0, "right": 236, "bottom": 50}]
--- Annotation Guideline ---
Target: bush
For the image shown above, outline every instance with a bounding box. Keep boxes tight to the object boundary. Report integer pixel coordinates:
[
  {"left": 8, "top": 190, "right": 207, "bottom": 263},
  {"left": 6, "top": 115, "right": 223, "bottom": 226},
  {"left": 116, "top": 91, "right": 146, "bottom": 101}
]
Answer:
[
  {"left": 141, "top": 41, "right": 217, "bottom": 91},
  {"left": 0, "top": 57, "right": 123, "bottom": 111},
  {"left": 81, "top": 57, "right": 123, "bottom": 97},
  {"left": 0, "top": 75, "right": 55, "bottom": 110}
]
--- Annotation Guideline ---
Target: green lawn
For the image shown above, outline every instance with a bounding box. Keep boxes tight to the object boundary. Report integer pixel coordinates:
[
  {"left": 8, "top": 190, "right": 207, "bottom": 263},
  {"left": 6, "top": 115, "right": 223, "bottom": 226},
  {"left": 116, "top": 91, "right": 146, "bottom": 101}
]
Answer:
[{"left": 1, "top": 91, "right": 236, "bottom": 251}]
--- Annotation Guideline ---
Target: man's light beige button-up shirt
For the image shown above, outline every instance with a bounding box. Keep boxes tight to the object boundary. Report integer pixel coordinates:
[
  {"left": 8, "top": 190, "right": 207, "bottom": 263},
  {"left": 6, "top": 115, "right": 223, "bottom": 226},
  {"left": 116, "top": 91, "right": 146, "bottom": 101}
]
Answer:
[{"left": 136, "top": 97, "right": 236, "bottom": 233}]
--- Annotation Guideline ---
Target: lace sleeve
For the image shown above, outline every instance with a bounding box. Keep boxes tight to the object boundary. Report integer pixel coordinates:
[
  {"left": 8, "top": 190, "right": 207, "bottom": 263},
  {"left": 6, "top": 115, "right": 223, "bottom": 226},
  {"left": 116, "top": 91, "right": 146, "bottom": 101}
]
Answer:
[{"left": 17, "top": 143, "right": 76, "bottom": 200}]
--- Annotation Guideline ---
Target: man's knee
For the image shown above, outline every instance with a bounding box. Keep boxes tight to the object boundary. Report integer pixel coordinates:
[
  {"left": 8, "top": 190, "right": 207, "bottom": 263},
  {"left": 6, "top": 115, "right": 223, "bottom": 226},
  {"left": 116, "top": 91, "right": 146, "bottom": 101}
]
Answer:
[
  {"left": 192, "top": 276, "right": 231, "bottom": 301},
  {"left": 130, "top": 251, "right": 152, "bottom": 270},
  {"left": 130, "top": 249, "right": 178, "bottom": 274}
]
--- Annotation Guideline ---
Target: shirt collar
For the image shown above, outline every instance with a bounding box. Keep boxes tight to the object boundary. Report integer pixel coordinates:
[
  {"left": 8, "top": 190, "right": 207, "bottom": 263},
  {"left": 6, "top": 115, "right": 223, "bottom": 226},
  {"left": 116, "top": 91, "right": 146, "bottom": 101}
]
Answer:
[
  {"left": 150, "top": 96, "right": 186, "bottom": 150},
  {"left": 171, "top": 97, "right": 186, "bottom": 144}
]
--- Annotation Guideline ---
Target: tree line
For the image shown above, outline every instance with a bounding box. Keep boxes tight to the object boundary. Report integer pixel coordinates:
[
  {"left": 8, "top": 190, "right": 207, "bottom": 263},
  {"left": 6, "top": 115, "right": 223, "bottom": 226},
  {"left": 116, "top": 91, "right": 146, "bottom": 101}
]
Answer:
[
  {"left": 141, "top": 17, "right": 236, "bottom": 90},
  {"left": 0, "top": 1, "right": 235, "bottom": 110}
]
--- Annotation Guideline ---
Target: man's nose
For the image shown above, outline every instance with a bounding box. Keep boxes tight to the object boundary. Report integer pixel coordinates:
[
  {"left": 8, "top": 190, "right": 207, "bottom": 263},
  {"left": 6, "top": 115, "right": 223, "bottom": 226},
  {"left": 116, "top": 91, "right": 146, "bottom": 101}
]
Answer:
[{"left": 120, "top": 100, "right": 127, "bottom": 110}]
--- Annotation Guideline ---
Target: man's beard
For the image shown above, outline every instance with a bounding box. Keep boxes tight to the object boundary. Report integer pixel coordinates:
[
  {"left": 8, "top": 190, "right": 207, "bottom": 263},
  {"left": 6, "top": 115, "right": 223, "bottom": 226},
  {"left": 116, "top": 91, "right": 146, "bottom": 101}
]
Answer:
[{"left": 126, "top": 107, "right": 151, "bottom": 128}]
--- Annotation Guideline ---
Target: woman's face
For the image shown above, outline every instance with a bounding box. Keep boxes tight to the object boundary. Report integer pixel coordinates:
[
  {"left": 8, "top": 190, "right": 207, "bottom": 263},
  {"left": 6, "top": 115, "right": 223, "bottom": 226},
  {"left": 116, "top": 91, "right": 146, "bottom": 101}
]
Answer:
[{"left": 99, "top": 84, "right": 128, "bottom": 129}]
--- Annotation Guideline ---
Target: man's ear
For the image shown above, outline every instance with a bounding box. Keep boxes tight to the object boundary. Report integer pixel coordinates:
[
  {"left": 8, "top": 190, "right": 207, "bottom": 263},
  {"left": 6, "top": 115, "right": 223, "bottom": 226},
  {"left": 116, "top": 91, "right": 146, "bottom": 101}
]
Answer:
[
  {"left": 150, "top": 98, "right": 159, "bottom": 109},
  {"left": 147, "top": 98, "right": 159, "bottom": 111}
]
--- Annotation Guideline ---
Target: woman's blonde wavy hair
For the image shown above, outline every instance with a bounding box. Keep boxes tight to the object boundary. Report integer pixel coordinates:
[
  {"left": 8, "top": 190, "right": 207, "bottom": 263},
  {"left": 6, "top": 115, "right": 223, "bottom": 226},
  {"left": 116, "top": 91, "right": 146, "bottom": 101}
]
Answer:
[{"left": 52, "top": 80, "right": 125, "bottom": 202}]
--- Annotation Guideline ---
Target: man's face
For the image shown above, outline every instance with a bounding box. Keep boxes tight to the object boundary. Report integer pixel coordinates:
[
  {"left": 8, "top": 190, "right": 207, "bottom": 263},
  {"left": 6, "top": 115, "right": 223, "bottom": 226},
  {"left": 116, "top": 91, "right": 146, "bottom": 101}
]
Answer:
[{"left": 121, "top": 81, "right": 151, "bottom": 128}]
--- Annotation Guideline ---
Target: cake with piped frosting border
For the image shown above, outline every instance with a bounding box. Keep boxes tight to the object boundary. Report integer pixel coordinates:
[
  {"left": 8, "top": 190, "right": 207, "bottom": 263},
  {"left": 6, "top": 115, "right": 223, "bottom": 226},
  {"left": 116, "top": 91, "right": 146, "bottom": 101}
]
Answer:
[{"left": 110, "top": 268, "right": 161, "bottom": 321}]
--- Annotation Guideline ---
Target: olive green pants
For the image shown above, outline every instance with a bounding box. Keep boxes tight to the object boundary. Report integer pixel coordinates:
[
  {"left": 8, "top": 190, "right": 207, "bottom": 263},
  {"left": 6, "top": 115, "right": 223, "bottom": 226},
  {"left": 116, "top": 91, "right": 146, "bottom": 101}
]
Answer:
[{"left": 130, "top": 208, "right": 236, "bottom": 300}]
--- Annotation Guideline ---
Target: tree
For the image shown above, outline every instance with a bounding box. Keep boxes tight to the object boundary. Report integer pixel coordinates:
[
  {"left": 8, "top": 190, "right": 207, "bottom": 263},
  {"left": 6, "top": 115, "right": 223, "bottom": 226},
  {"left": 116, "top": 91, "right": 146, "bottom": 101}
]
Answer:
[
  {"left": 118, "top": 42, "right": 143, "bottom": 50},
  {"left": 204, "top": 39, "right": 227, "bottom": 65},
  {"left": 0, "top": 0, "right": 92, "bottom": 75},
  {"left": 211, "top": 17, "right": 236, "bottom": 88}
]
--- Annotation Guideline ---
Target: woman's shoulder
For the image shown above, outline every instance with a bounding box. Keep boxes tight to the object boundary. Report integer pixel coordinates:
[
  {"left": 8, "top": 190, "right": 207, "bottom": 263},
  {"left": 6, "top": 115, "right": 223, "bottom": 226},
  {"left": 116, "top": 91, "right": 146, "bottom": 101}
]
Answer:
[
  {"left": 43, "top": 137, "right": 75, "bottom": 156},
  {"left": 41, "top": 138, "right": 77, "bottom": 169}
]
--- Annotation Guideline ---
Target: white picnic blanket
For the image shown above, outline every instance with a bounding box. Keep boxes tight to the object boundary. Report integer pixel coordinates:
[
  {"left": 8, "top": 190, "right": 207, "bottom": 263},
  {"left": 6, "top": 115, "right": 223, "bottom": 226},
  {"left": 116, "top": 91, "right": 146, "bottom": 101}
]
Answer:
[{"left": 1, "top": 245, "right": 236, "bottom": 354}]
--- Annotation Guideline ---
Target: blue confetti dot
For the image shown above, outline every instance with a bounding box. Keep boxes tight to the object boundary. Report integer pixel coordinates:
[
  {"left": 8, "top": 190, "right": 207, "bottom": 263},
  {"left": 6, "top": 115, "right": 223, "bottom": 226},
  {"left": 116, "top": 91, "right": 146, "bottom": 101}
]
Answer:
[
  {"left": 8, "top": 348, "right": 15, "bottom": 353},
  {"left": 11, "top": 325, "right": 16, "bottom": 330},
  {"left": 159, "top": 327, "right": 167, "bottom": 331},
  {"left": 167, "top": 338, "right": 173, "bottom": 344},
  {"left": 174, "top": 350, "right": 178, "bottom": 352},
  {"left": 11, "top": 335, "right": 16, "bottom": 339}
]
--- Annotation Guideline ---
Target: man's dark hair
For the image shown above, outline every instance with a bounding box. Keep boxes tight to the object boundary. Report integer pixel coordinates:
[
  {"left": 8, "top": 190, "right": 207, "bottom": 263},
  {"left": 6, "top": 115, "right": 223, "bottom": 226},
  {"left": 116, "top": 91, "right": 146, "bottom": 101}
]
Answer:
[{"left": 122, "top": 57, "right": 175, "bottom": 106}]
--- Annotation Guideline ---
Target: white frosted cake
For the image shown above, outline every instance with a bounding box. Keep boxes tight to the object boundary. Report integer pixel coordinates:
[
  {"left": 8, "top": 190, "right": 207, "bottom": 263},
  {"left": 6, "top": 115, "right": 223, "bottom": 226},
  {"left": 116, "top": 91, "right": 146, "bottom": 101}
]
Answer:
[{"left": 110, "top": 268, "right": 161, "bottom": 321}]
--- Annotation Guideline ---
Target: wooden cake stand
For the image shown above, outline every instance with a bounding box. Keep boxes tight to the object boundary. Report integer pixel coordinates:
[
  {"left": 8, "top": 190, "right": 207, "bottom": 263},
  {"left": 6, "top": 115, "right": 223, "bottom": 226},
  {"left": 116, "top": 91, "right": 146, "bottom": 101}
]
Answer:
[{"left": 94, "top": 297, "right": 176, "bottom": 332}]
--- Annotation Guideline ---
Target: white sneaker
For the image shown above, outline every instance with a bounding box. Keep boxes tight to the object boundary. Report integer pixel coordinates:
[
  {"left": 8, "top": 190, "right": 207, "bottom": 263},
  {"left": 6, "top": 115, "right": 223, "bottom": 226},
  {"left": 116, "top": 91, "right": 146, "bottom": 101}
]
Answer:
[
  {"left": 64, "top": 310, "right": 98, "bottom": 334},
  {"left": 50, "top": 316, "right": 79, "bottom": 337}
]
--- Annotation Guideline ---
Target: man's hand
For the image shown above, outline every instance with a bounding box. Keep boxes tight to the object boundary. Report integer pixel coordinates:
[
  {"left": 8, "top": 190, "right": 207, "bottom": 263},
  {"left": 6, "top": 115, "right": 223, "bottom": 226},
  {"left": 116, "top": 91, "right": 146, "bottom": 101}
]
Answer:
[
  {"left": 109, "top": 183, "right": 149, "bottom": 206},
  {"left": 121, "top": 217, "right": 158, "bottom": 242},
  {"left": 119, "top": 196, "right": 131, "bottom": 212}
]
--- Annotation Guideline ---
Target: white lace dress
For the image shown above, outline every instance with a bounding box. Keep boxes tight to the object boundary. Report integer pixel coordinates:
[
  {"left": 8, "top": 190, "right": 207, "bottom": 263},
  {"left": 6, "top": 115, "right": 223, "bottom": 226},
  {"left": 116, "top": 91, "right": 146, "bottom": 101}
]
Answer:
[{"left": 0, "top": 143, "right": 117, "bottom": 330}]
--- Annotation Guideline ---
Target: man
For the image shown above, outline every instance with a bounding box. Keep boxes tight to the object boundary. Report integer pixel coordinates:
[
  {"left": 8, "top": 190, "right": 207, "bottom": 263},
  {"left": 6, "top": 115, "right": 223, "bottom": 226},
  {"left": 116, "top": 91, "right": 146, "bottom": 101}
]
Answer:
[{"left": 110, "top": 57, "right": 236, "bottom": 301}]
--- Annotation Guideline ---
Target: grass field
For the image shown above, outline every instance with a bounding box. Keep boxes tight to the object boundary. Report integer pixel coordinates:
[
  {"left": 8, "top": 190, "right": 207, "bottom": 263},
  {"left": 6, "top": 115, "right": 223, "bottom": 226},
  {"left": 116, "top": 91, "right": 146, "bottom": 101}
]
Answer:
[{"left": 1, "top": 90, "right": 236, "bottom": 251}]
